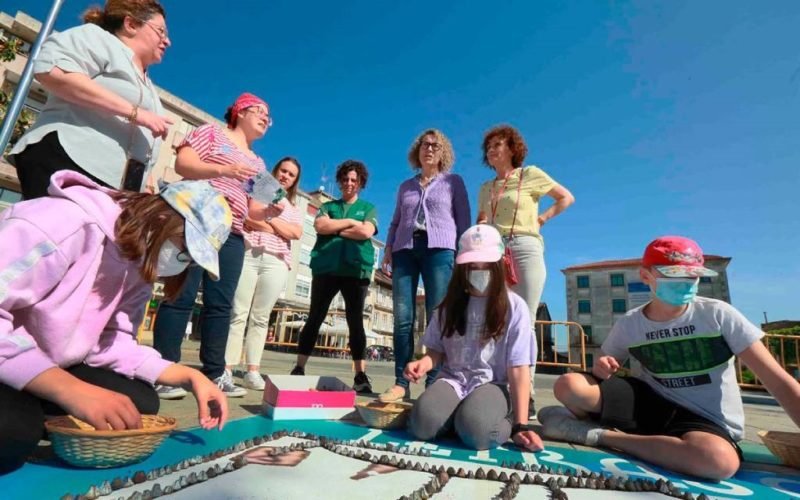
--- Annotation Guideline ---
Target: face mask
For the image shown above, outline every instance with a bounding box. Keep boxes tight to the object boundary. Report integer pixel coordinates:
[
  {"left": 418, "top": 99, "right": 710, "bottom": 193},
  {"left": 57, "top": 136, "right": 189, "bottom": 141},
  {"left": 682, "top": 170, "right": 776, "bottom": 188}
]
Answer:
[
  {"left": 468, "top": 270, "right": 492, "bottom": 294},
  {"left": 157, "top": 240, "right": 190, "bottom": 277},
  {"left": 654, "top": 278, "right": 698, "bottom": 306}
]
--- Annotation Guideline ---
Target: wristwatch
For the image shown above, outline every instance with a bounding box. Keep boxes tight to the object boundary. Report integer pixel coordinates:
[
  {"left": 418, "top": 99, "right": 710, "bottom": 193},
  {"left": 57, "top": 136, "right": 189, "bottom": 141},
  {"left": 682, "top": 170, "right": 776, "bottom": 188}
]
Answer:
[{"left": 511, "top": 423, "right": 534, "bottom": 437}]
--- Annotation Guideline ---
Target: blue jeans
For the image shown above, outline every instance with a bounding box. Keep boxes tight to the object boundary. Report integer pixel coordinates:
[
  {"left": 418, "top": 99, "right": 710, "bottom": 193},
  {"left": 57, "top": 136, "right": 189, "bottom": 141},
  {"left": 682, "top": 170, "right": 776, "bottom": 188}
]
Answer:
[
  {"left": 392, "top": 233, "right": 454, "bottom": 388},
  {"left": 152, "top": 233, "right": 245, "bottom": 380}
]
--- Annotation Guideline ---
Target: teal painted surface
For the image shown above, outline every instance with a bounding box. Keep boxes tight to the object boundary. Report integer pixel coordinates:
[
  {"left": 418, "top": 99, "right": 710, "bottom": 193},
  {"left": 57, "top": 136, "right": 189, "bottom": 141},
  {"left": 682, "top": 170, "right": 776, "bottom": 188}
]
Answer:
[
  {"left": 1, "top": 416, "right": 797, "bottom": 498},
  {"left": 739, "top": 441, "right": 783, "bottom": 466}
]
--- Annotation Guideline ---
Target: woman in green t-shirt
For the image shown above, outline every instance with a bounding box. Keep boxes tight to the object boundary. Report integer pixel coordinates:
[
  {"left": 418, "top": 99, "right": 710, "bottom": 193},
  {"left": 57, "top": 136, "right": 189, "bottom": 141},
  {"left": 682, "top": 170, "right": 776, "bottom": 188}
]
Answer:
[{"left": 291, "top": 160, "right": 378, "bottom": 394}]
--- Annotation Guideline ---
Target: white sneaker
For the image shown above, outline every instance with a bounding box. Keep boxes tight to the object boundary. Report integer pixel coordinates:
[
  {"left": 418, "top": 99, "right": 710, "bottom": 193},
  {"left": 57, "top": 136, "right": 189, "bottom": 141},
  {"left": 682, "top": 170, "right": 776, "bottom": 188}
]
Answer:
[
  {"left": 539, "top": 406, "right": 605, "bottom": 446},
  {"left": 155, "top": 384, "right": 187, "bottom": 400},
  {"left": 243, "top": 371, "right": 266, "bottom": 390},
  {"left": 214, "top": 369, "right": 247, "bottom": 398}
]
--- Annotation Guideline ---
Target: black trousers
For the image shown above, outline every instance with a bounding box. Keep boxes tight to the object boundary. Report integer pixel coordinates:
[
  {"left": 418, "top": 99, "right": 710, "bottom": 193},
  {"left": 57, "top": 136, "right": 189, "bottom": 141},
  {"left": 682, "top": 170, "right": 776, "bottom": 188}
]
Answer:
[
  {"left": 11, "top": 131, "right": 111, "bottom": 200},
  {"left": 297, "top": 274, "right": 370, "bottom": 360},
  {"left": 0, "top": 365, "right": 159, "bottom": 474}
]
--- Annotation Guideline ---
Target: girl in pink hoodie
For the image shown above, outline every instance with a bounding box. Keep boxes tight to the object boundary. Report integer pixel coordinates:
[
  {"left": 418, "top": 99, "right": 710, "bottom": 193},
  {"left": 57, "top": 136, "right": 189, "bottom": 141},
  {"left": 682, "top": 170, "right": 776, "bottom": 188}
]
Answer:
[{"left": 0, "top": 171, "right": 231, "bottom": 472}]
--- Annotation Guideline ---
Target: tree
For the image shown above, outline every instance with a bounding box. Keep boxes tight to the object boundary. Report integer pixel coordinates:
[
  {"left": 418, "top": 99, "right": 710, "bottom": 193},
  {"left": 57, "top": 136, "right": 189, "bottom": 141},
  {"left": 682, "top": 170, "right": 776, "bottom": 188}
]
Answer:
[{"left": 0, "top": 37, "right": 36, "bottom": 151}]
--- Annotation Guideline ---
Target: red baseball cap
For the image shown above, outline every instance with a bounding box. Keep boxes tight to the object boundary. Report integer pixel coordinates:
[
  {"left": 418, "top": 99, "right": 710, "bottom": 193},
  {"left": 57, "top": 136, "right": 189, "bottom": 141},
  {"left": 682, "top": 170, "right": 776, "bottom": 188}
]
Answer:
[{"left": 642, "top": 236, "right": 718, "bottom": 278}]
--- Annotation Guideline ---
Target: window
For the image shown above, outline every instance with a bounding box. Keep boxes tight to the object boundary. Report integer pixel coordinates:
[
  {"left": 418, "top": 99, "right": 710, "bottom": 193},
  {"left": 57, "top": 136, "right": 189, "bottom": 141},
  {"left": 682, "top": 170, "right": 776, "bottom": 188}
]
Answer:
[
  {"left": 577, "top": 275, "right": 590, "bottom": 289},
  {"left": 700, "top": 277, "right": 712, "bottom": 284},
  {"left": 294, "top": 277, "right": 311, "bottom": 299},
  {"left": 299, "top": 245, "right": 312, "bottom": 266},
  {"left": 612, "top": 299, "right": 627, "bottom": 313},
  {"left": 578, "top": 300, "right": 591, "bottom": 314},
  {"left": 582, "top": 325, "right": 593, "bottom": 342},
  {"left": 170, "top": 121, "right": 197, "bottom": 149},
  {"left": 303, "top": 214, "right": 316, "bottom": 238},
  {"left": 610, "top": 273, "right": 625, "bottom": 287}
]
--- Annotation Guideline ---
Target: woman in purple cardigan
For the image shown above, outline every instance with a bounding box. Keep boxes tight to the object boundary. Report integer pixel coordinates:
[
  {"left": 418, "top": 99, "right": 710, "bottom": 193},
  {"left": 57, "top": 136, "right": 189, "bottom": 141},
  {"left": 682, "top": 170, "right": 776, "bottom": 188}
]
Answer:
[{"left": 379, "top": 129, "right": 471, "bottom": 402}]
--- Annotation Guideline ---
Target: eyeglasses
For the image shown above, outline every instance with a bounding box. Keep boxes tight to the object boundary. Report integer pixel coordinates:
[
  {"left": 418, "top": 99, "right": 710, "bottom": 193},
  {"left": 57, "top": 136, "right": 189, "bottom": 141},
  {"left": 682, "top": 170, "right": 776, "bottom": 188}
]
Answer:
[
  {"left": 420, "top": 141, "right": 442, "bottom": 152},
  {"left": 132, "top": 16, "right": 169, "bottom": 41},
  {"left": 245, "top": 107, "right": 273, "bottom": 126}
]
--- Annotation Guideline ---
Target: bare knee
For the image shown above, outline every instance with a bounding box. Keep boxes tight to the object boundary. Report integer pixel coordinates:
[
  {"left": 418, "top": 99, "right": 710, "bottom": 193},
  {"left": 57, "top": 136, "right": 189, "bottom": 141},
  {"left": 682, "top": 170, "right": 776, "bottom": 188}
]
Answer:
[
  {"left": 702, "top": 442, "right": 740, "bottom": 480},
  {"left": 553, "top": 373, "right": 588, "bottom": 405},
  {"left": 683, "top": 434, "right": 740, "bottom": 480}
]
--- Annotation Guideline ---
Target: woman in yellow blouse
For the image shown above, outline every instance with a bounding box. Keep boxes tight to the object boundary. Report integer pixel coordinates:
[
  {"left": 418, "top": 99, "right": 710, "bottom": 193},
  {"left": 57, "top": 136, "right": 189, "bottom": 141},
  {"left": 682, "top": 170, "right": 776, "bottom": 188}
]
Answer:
[{"left": 476, "top": 125, "right": 575, "bottom": 412}]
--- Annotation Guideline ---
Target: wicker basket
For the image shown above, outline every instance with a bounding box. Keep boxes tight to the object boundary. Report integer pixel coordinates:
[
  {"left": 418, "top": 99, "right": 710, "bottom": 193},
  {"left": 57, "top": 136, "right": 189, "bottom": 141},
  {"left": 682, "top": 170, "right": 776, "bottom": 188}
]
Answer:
[
  {"left": 759, "top": 430, "right": 800, "bottom": 469},
  {"left": 45, "top": 415, "right": 176, "bottom": 468},
  {"left": 355, "top": 401, "right": 413, "bottom": 430}
]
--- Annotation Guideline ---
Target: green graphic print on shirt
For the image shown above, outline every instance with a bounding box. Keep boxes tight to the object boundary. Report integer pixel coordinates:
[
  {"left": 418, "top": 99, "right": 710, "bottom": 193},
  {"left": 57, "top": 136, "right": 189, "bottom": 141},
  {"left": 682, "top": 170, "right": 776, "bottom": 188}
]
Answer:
[{"left": 628, "top": 333, "right": 734, "bottom": 389}]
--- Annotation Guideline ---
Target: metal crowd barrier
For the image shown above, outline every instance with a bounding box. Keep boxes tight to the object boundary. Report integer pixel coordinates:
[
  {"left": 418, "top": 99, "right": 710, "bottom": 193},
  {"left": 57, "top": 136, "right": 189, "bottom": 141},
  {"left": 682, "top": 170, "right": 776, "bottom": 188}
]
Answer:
[{"left": 736, "top": 333, "right": 800, "bottom": 390}]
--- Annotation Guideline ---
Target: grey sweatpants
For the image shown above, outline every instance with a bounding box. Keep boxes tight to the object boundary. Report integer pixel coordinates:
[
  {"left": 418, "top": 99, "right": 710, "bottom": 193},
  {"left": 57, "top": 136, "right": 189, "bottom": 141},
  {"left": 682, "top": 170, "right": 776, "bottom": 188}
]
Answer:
[{"left": 409, "top": 380, "right": 512, "bottom": 450}]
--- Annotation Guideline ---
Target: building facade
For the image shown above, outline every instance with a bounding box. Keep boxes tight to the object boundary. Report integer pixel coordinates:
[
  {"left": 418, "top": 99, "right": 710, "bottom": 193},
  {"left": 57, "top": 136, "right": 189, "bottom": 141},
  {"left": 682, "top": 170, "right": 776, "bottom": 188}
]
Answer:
[
  {"left": 1, "top": 9, "right": 396, "bottom": 353},
  {"left": 562, "top": 255, "right": 732, "bottom": 367}
]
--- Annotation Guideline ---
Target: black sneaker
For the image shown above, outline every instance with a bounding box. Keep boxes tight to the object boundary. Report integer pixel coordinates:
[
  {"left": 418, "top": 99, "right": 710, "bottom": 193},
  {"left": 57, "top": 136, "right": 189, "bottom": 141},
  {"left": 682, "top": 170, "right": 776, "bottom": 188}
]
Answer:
[
  {"left": 290, "top": 365, "right": 305, "bottom": 376},
  {"left": 353, "top": 372, "right": 373, "bottom": 394}
]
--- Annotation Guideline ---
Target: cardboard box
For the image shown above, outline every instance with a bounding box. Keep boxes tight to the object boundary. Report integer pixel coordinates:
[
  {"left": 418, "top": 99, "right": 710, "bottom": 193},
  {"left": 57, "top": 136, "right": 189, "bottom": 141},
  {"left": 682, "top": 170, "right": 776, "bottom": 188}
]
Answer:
[{"left": 262, "top": 375, "right": 355, "bottom": 420}]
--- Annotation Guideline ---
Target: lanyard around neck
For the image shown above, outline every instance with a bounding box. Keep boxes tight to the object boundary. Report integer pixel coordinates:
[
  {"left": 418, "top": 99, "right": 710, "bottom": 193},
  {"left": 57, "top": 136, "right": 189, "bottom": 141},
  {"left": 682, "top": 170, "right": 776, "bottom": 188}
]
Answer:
[{"left": 489, "top": 168, "right": 524, "bottom": 237}]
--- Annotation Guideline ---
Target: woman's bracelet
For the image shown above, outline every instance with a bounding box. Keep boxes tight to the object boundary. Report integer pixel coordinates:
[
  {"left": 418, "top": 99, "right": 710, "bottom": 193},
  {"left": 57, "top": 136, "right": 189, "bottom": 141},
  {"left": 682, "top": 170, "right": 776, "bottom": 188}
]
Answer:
[{"left": 127, "top": 105, "right": 139, "bottom": 123}]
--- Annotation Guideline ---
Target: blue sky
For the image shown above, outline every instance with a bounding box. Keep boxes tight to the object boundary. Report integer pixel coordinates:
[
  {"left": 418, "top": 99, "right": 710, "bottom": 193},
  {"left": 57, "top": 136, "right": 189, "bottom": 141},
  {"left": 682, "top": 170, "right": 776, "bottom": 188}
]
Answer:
[{"left": 16, "top": 1, "right": 800, "bottom": 326}]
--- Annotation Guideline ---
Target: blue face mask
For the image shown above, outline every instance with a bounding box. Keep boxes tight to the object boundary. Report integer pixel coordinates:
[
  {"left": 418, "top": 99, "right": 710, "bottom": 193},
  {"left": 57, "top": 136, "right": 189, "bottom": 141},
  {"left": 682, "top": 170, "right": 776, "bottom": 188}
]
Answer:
[{"left": 654, "top": 278, "right": 699, "bottom": 306}]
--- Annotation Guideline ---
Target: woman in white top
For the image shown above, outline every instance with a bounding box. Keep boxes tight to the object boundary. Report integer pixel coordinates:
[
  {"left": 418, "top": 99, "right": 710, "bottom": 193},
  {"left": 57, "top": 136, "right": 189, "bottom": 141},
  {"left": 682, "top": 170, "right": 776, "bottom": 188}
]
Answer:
[{"left": 10, "top": 0, "right": 174, "bottom": 199}]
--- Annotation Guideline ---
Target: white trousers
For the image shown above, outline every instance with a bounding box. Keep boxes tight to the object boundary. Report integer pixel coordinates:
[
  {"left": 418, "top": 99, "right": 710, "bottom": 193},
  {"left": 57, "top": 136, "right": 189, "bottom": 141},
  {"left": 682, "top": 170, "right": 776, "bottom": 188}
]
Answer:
[{"left": 224, "top": 247, "right": 289, "bottom": 367}]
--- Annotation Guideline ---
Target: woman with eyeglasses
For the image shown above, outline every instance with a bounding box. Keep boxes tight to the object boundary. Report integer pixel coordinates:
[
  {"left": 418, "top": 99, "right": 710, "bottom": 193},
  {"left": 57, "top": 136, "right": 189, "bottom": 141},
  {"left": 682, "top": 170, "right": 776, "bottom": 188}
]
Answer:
[
  {"left": 10, "top": 0, "right": 175, "bottom": 199},
  {"left": 0, "top": 171, "right": 231, "bottom": 473},
  {"left": 476, "top": 124, "right": 575, "bottom": 415},
  {"left": 151, "top": 93, "right": 275, "bottom": 400},
  {"left": 378, "top": 129, "right": 471, "bottom": 403}
]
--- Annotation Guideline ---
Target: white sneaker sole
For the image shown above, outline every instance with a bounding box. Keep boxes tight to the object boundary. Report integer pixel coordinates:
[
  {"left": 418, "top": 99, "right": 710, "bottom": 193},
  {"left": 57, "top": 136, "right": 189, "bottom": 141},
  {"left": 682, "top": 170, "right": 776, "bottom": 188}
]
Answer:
[
  {"left": 157, "top": 390, "right": 187, "bottom": 400},
  {"left": 222, "top": 389, "right": 248, "bottom": 398}
]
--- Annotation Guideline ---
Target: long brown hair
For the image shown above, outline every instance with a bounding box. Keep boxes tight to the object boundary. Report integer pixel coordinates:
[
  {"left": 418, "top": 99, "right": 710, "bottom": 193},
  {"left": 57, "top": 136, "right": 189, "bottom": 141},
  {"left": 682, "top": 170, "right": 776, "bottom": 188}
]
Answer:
[
  {"left": 273, "top": 156, "right": 302, "bottom": 204},
  {"left": 83, "top": 0, "right": 166, "bottom": 34},
  {"left": 438, "top": 261, "right": 510, "bottom": 343},
  {"left": 111, "top": 191, "right": 187, "bottom": 301}
]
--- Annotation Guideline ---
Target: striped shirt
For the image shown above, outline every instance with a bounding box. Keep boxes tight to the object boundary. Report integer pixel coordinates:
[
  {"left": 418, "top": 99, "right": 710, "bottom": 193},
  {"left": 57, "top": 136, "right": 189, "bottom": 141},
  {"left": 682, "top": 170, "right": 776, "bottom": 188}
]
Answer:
[
  {"left": 180, "top": 124, "right": 267, "bottom": 235},
  {"left": 244, "top": 200, "right": 302, "bottom": 269}
]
